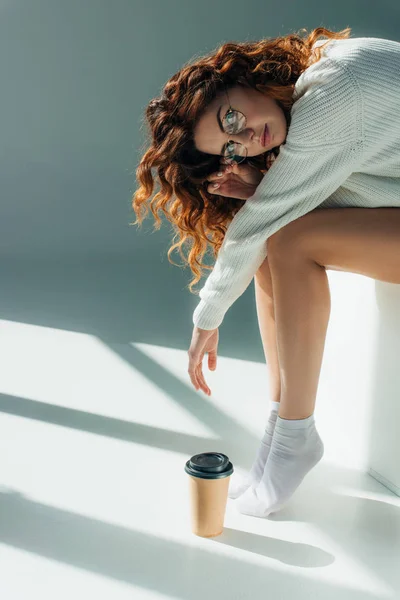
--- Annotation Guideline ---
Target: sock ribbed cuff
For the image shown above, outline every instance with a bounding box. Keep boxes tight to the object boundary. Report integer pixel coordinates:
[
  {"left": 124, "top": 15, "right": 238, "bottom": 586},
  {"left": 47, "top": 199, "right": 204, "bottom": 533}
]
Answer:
[{"left": 276, "top": 413, "right": 315, "bottom": 429}]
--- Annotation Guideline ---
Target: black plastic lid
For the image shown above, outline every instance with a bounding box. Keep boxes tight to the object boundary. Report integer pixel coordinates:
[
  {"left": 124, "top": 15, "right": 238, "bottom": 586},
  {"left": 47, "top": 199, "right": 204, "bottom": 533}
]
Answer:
[{"left": 184, "top": 452, "right": 234, "bottom": 480}]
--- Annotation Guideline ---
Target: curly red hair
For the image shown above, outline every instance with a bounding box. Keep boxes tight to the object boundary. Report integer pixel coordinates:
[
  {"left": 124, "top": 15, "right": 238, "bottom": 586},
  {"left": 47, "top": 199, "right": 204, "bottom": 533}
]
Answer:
[{"left": 131, "top": 26, "right": 351, "bottom": 293}]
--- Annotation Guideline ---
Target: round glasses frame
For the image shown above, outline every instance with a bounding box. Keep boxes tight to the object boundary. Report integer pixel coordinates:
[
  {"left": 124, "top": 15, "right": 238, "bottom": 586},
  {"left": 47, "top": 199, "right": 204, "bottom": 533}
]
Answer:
[{"left": 221, "top": 87, "right": 248, "bottom": 165}]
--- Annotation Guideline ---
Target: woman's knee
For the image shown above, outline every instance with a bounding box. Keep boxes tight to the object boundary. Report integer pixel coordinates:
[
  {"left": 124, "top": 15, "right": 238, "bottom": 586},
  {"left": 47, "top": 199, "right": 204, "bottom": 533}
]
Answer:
[
  {"left": 255, "top": 255, "right": 274, "bottom": 298},
  {"left": 267, "top": 209, "right": 326, "bottom": 261}
]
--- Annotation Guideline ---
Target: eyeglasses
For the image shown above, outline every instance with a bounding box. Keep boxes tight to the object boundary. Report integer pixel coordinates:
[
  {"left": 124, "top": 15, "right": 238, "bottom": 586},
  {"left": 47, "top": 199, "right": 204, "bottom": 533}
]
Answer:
[{"left": 220, "top": 87, "right": 248, "bottom": 165}]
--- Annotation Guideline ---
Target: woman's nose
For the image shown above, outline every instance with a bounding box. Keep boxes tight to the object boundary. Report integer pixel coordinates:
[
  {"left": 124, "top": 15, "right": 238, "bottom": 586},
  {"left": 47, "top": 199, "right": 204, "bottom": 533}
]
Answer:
[{"left": 233, "top": 128, "right": 254, "bottom": 145}]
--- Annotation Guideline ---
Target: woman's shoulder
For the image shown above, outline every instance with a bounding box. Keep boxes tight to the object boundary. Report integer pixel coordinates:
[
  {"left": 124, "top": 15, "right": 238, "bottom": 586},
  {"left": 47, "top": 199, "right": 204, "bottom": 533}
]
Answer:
[
  {"left": 308, "top": 36, "right": 400, "bottom": 73},
  {"left": 289, "top": 36, "right": 399, "bottom": 147},
  {"left": 289, "top": 51, "right": 363, "bottom": 147}
]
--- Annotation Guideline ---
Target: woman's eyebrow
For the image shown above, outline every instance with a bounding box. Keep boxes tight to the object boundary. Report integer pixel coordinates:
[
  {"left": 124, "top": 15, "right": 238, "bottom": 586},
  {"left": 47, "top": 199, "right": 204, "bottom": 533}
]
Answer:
[
  {"left": 216, "top": 105, "right": 227, "bottom": 155},
  {"left": 216, "top": 105, "right": 225, "bottom": 133}
]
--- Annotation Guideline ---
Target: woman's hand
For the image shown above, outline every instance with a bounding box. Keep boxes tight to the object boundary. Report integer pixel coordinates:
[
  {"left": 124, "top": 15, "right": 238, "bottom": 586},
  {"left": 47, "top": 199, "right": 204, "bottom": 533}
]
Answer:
[
  {"left": 188, "top": 326, "right": 219, "bottom": 395},
  {"left": 206, "top": 162, "right": 265, "bottom": 200}
]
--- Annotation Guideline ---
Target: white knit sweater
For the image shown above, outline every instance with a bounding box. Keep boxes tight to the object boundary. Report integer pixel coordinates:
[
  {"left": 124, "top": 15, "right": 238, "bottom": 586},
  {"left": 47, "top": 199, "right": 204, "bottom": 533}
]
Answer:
[{"left": 192, "top": 36, "right": 400, "bottom": 330}]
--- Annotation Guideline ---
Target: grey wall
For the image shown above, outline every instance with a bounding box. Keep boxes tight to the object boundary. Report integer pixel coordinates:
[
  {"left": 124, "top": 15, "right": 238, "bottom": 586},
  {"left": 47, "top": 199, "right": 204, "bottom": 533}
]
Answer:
[
  {"left": 0, "top": 0, "right": 398, "bottom": 263},
  {"left": 0, "top": 2, "right": 399, "bottom": 501},
  {"left": 0, "top": 0, "right": 398, "bottom": 358}
]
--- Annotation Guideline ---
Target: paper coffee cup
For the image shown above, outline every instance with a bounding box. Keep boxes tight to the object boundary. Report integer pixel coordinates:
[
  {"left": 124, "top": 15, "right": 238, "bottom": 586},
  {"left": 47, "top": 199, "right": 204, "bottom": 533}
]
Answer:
[{"left": 184, "top": 452, "right": 234, "bottom": 538}]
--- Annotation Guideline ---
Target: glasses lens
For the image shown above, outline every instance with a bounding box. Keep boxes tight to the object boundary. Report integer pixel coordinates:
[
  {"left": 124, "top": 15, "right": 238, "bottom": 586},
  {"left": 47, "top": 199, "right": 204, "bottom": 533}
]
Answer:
[
  {"left": 222, "top": 141, "right": 247, "bottom": 164},
  {"left": 222, "top": 109, "right": 246, "bottom": 135}
]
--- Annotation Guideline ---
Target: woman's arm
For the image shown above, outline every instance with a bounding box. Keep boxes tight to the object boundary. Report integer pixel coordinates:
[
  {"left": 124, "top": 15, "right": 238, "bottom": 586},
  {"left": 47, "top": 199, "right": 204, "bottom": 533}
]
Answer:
[{"left": 193, "top": 58, "right": 364, "bottom": 330}]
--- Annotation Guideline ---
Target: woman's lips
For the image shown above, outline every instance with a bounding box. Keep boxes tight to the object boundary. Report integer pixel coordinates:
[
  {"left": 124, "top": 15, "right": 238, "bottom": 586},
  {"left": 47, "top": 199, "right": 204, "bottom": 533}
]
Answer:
[{"left": 261, "top": 124, "right": 270, "bottom": 147}]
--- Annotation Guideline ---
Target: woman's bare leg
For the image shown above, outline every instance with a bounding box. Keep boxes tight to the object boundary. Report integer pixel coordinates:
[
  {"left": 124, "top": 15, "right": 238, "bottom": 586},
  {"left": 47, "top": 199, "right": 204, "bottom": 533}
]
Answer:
[
  {"left": 236, "top": 207, "right": 400, "bottom": 517},
  {"left": 267, "top": 207, "right": 400, "bottom": 421},
  {"left": 269, "top": 255, "right": 330, "bottom": 420},
  {"left": 228, "top": 258, "right": 281, "bottom": 500},
  {"left": 254, "top": 256, "right": 281, "bottom": 404}
]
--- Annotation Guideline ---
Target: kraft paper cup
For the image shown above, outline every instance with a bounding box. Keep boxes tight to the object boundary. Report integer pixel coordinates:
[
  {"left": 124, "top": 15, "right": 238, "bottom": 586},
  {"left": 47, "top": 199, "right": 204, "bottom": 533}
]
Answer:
[{"left": 184, "top": 452, "right": 234, "bottom": 538}]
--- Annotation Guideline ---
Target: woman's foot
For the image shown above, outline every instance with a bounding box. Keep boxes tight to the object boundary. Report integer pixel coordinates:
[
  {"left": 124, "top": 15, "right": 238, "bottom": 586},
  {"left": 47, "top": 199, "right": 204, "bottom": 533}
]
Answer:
[
  {"left": 235, "top": 414, "right": 324, "bottom": 517},
  {"left": 228, "top": 400, "right": 280, "bottom": 499},
  {"left": 228, "top": 471, "right": 253, "bottom": 499}
]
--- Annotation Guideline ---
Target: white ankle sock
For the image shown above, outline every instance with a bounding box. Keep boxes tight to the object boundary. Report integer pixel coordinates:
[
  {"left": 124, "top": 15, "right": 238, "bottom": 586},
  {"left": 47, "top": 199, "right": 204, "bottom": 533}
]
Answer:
[
  {"left": 236, "top": 413, "right": 325, "bottom": 517},
  {"left": 228, "top": 400, "right": 280, "bottom": 500}
]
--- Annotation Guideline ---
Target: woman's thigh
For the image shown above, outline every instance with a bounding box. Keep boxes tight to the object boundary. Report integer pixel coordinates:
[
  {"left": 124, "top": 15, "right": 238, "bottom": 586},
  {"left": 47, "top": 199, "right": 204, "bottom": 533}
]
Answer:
[{"left": 267, "top": 207, "right": 400, "bottom": 284}]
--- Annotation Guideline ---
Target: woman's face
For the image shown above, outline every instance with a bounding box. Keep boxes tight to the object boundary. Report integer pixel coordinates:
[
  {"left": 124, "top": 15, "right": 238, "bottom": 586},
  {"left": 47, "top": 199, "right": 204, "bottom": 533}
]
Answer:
[{"left": 193, "top": 85, "right": 288, "bottom": 158}]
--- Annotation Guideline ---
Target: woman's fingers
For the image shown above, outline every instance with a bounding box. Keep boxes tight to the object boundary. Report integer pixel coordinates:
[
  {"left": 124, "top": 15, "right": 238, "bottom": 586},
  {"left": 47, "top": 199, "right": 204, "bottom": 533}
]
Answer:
[
  {"left": 206, "top": 166, "right": 234, "bottom": 193},
  {"left": 188, "top": 354, "right": 210, "bottom": 395},
  {"left": 196, "top": 364, "right": 211, "bottom": 395},
  {"left": 207, "top": 166, "right": 232, "bottom": 182},
  {"left": 189, "top": 367, "right": 201, "bottom": 391},
  {"left": 188, "top": 354, "right": 200, "bottom": 390},
  {"left": 188, "top": 354, "right": 210, "bottom": 394},
  {"left": 208, "top": 181, "right": 223, "bottom": 193}
]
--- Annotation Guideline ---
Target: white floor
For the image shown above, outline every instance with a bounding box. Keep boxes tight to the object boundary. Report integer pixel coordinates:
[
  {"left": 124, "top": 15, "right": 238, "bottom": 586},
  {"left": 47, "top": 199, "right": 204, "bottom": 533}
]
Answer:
[{"left": 0, "top": 261, "right": 399, "bottom": 599}]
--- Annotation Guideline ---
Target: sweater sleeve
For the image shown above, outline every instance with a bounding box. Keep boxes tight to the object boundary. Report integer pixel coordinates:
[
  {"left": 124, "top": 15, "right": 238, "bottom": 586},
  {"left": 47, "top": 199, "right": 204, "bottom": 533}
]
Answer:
[{"left": 192, "top": 59, "right": 364, "bottom": 330}]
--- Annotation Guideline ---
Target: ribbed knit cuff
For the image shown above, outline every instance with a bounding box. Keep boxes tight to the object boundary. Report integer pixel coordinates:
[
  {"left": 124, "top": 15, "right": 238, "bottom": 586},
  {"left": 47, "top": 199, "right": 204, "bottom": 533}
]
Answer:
[
  {"left": 192, "top": 299, "right": 226, "bottom": 330},
  {"left": 275, "top": 414, "right": 315, "bottom": 429},
  {"left": 270, "top": 400, "right": 280, "bottom": 412}
]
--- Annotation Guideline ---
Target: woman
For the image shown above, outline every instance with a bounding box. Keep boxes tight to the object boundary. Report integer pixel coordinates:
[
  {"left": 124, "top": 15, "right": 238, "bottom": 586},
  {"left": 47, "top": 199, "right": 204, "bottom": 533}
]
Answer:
[{"left": 132, "top": 27, "right": 400, "bottom": 518}]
